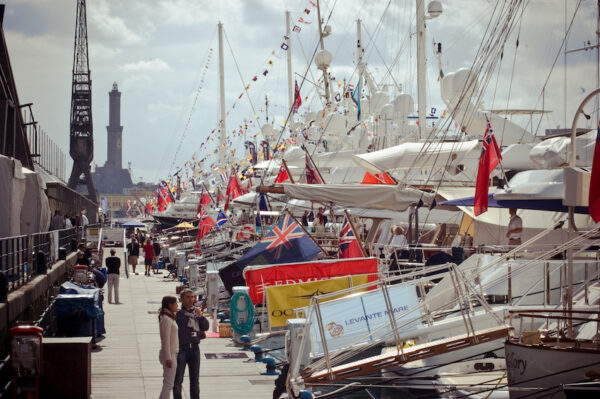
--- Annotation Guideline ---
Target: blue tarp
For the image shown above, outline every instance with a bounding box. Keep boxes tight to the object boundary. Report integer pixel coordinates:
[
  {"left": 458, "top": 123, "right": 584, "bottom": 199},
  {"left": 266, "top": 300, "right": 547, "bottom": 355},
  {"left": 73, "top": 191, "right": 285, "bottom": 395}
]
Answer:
[
  {"left": 59, "top": 282, "right": 105, "bottom": 335},
  {"left": 439, "top": 194, "right": 589, "bottom": 214}
]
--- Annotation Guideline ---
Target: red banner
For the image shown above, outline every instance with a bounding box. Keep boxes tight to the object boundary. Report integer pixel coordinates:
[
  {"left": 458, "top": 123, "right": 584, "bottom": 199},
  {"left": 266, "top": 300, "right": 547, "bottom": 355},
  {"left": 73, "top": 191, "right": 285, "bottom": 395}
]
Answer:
[{"left": 243, "top": 257, "right": 378, "bottom": 304}]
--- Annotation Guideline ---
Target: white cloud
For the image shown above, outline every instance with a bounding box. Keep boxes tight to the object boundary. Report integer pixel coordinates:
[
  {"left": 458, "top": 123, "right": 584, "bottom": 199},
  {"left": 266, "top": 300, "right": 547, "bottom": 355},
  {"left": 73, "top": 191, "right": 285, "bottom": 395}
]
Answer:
[{"left": 120, "top": 58, "right": 171, "bottom": 72}]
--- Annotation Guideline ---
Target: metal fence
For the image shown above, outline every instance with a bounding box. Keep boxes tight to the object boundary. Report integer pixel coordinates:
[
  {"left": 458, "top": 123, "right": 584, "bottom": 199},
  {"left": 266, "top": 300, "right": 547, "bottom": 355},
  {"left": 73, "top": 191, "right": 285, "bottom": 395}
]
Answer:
[{"left": 0, "top": 227, "right": 78, "bottom": 293}]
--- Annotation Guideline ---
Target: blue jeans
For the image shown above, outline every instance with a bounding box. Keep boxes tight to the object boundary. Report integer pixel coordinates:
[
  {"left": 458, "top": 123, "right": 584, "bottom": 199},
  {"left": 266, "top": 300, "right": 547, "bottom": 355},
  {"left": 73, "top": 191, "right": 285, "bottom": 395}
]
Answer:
[{"left": 173, "top": 345, "right": 200, "bottom": 399}]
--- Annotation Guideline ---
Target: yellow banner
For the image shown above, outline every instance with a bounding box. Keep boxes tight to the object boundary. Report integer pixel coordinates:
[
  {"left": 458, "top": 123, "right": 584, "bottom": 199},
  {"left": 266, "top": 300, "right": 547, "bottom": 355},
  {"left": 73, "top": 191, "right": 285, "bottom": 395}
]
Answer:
[{"left": 266, "top": 275, "right": 369, "bottom": 328}]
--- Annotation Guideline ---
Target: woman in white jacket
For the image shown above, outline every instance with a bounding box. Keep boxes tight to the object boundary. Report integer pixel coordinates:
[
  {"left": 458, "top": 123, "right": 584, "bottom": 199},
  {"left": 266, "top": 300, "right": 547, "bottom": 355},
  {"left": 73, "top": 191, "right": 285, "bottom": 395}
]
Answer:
[{"left": 159, "top": 295, "right": 179, "bottom": 399}]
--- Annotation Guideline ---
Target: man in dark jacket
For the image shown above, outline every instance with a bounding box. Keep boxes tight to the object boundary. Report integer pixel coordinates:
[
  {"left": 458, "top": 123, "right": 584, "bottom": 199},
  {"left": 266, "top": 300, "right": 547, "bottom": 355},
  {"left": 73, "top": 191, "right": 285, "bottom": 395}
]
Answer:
[
  {"left": 173, "top": 289, "right": 209, "bottom": 399},
  {"left": 105, "top": 249, "right": 121, "bottom": 303},
  {"left": 152, "top": 238, "right": 161, "bottom": 274}
]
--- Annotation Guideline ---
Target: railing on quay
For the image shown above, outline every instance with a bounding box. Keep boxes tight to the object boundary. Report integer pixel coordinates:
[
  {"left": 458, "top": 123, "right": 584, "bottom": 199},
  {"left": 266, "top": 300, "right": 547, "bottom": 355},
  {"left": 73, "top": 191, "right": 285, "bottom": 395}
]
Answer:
[{"left": 0, "top": 227, "right": 78, "bottom": 294}]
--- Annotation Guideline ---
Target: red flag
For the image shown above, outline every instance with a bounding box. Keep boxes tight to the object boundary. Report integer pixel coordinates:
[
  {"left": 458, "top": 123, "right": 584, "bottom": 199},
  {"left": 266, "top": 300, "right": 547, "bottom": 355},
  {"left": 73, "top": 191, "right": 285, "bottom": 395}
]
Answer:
[
  {"left": 589, "top": 123, "right": 600, "bottom": 222},
  {"left": 157, "top": 191, "right": 168, "bottom": 212},
  {"left": 224, "top": 173, "right": 244, "bottom": 211},
  {"left": 338, "top": 216, "right": 364, "bottom": 259},
  {"left": 305, "top": 153, "right": 323, "bottom": 184},
  {"left": 361, "top": 172, "right": 395, "bottom": 184},
  {"left": 217, "top": 189, "right": 224, "bottom": 207},
  {"left": 274, "top": 165, "right": 289, "bottom": 183},
  {"left": 197, "top": 210, "right": 215, "bottom": 240},
  {"left": 474, "top": 121, "right": 502, "bottom": 216},
  {"left": 293, "top": 80, "right": 302, "bottom": 113}
]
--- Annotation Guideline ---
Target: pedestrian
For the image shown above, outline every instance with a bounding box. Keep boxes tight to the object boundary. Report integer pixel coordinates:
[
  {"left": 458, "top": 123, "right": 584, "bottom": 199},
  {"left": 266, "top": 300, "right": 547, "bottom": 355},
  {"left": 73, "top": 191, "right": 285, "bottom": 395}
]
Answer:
[
  {"left": 126, "top": 237, "right": 140, "bottom": 274},
  {"left": 159, "top": 296, "right": 179, "bottom": 399},
  {"left": 238, "top": 209, "right": 250, "bottom": 224},
  {"left": 105, "top": 249, "right": 121, "bottom": 304},
  {"left": 143, "top": 239, "right": 154, "bottom": 276},
  {"left": 506, "top": 208, "right": 523, "bottom": 246},
  {"left": 388, "top": 226, "right": 408, "bottom": 273},
  {"left": 152, "top": 238, "right": 161, "bottom": 274},
  {"left": 64, "top": 213, "right": 73, "bottom": 229},
  {"left": 50, "top": 210, "right": 65, "bottom": 231},
  {"left": 80, "top": 209, "right": 89, "bottom": 227},
  {"left": 76, "top": 243, "right": 89, "bottom": 266},
  {"left": 301, "top": 210, "right": 309, "bottom": 227},
  {"left": 173, "top": 288, "right": 209, "bottom": 399}
]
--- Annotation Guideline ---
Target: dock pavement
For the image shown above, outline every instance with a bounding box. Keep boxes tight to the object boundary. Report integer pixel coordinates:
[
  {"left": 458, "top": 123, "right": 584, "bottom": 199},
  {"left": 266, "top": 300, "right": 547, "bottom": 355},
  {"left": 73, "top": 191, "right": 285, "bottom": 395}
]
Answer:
[{"left": 91, "top": 248, "right": 278, "bottom": 398}]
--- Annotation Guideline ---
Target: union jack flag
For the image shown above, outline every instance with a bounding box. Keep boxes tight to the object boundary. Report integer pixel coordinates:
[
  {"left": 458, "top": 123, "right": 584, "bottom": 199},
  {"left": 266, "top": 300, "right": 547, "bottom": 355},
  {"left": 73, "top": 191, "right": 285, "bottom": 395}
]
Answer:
[
  {"left": 261, "top": 214, "right": 305, "bottom": 260},
  {"left": 338, "top": 216, "right": 364, "bottom": 258}
]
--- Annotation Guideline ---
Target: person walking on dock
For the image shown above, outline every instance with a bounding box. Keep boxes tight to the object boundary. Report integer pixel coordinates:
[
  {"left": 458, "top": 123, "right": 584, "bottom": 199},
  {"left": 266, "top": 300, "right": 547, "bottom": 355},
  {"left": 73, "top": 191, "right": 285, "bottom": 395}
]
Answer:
[
  {"left": 173, "top": 289, "right": 209, "bottom": 399},
  {"left": 143, "top": 239, "right": 154, "bottom": 276},
  {"left": 105, "top": 249, "right": 121, "bottom": 304},
  {"left": 152, "top": 238, "right": 161, "bottom": 274},
  {"left": 127, "top": 237, "right": 140, "bottom": 274},
  {"left": 159, "top": 296, "right": 179, "bottom": 399}
]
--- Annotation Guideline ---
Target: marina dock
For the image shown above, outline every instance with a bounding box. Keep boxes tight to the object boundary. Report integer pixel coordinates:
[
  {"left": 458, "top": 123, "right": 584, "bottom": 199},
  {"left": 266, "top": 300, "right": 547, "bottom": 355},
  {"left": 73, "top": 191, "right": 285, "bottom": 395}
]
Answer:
[{"left": 91, "top": 249, "right": 277, "bottom": 399}]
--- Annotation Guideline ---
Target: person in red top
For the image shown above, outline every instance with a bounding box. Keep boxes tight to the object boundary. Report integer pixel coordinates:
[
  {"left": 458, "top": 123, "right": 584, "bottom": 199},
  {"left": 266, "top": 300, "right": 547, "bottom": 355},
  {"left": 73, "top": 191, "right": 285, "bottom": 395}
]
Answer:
[{"left": 143, "top": 239, "right": 155, "bottom": 276}]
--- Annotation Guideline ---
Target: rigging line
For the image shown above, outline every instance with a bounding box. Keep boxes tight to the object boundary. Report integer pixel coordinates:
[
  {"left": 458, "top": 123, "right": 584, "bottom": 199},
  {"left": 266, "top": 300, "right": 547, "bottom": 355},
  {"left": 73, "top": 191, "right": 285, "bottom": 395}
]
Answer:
[
  {"left": 156, "top": 28, "right": 217, "bottom": 181},
  {"left": 166, "top": 44, "right": 216, "bottom": 179},
  {"left": 258, "top": 0, "right": 340, "bottom": 187},
  {"left": 361, "top": 24, "right": 402, "bottom": 93},
  {"left": 500, "top": 1, "right": 528, "bottom": 147},
  {"left": 532, "top": 0, "right": 583, "bottom": 135},
  {"left": 223, "top": 29, "right": 260, "bottom": 133}
]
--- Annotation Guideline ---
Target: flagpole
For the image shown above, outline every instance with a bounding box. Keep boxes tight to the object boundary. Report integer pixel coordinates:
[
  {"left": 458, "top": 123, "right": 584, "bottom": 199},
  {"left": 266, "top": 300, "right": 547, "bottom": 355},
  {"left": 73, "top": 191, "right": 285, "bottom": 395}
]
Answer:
[
  {"left": 286, "top": 210, "right": 328, "bottom": 256},
  {"left": 344, "top": 209, "right": 367, "bottom": 257},
  {"left": 305, "top": 148, "right": 326, "bottom": 184},
  {"left": 281, "top": 158, "right": 295, "bottom": 184},
  {"left": 201, "top": 182, "right": 217, "bottom": 206}
]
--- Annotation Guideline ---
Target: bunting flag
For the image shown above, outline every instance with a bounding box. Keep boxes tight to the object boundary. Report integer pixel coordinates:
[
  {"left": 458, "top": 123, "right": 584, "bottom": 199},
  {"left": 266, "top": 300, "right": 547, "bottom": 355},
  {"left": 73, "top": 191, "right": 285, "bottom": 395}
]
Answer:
[
  {"left": 338, "top": 215, "right": 364, "bottom": 259},
  {"left": 590, "top": 121, "right": 600, "bottom": 222},
  {"left": 351, "top": 79, "right": 361, "bottom": 121},
  {"left": 298, "top": 17, "right": 311, "bottom": 24},
  {"left": 217, "top": 209, "right": 228, "bottom": 227},
  {"left": 293, "top": 80, "right": 302, "bottom": 113},
  {"left": 305, "top": 153, "right": 323, "bottom": 184},
  {"left": 474, "top": 120, "right": 502, "bottom": 216},
  {"left": 274, "top": 165, "right": 289, "bottom": 183},
  {"left": 255, "top": 193, "right": 270, "bottom": 229},
  {"left": 292, "top": 25, "right": 301, "bottom": 32}
]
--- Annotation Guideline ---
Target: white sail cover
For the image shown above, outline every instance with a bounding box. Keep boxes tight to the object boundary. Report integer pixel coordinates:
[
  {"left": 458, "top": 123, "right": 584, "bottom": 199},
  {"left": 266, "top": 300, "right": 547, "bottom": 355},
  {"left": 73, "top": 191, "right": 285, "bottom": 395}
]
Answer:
[
  {"left": 282, "top": 183, "right": 434, "bottom": 212},
  {"left": 352, "top": 140, "right": 479, "bottom": 174}
]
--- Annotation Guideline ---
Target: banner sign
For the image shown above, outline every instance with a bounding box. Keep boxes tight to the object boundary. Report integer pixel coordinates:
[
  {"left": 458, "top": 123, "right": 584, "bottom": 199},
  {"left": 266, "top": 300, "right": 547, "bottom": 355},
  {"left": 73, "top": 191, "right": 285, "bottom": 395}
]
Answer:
[
  {"left": 266, "top": 275, "right": 370, "bottom": 328},
  {"left": 308, "top": 284, "right": 422, "bottom": 355},
  {"left": 243, "top": 257, "right": 378, "bottom": 304}
]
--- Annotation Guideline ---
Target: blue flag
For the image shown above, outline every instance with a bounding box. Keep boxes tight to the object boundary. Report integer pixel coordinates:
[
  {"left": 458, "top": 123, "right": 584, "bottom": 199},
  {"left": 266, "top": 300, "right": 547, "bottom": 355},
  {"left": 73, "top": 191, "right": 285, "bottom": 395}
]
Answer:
[
  {"left": 217, "top": 210, "right": 227, "bottom": 227},
  {"left": 255, "top": 193, "right": 270, "bottom": 228},
  {"left": 219, "top": 213, "right": 321, "bottom": 293},
  {"left": 352, "top": 79, "right": 361, "bottom": 121}
]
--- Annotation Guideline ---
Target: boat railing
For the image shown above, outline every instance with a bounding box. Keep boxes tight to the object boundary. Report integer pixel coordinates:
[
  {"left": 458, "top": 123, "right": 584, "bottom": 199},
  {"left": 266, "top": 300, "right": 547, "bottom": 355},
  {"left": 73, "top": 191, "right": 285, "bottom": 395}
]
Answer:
[
  {"left": 508, "top": 309, "right": 600, "bottom": 345},
  {"left": 0, "top": 227, "right": 78, "bottom": 294}
]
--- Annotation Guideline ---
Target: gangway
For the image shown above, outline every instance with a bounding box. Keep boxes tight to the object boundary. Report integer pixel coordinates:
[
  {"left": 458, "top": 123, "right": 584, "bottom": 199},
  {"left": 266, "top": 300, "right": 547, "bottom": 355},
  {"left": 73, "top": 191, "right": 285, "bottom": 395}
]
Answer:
[{"left": 300, "top": 325, "right": 513, "bottom": 384}]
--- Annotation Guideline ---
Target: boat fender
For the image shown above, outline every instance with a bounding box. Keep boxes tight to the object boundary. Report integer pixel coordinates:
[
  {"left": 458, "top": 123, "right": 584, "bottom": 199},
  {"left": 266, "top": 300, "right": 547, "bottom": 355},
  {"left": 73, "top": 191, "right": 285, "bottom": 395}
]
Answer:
[{"left": 260, "top": 356, "right": 279, "bottom": 376}]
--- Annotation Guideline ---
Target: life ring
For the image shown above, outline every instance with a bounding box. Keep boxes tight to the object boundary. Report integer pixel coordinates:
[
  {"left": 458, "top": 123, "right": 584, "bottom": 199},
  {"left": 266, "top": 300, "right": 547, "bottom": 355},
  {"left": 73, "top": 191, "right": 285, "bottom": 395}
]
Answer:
[{"left": 236, "top": 226, "right": 254, "bottom": 241}]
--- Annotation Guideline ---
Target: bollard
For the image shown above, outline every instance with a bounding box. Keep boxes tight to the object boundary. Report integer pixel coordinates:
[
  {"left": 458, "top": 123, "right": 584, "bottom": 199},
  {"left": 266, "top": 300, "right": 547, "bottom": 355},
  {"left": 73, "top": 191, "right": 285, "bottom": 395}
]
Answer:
[
  {"left": 250, "top": 345, "right": 263, "bottom": 362},
  {"left": 240, "top": 335, "right": 252, "bottom": 350},
  {"left": 260, "top": 356, "right": 279, "bottom": 376}
]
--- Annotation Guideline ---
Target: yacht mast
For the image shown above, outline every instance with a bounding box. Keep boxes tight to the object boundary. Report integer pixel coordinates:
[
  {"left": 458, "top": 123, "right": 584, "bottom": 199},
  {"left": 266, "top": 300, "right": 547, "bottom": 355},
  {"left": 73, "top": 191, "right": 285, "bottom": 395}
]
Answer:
[
  {"left": 218, "top": 22, "right": 226, "bottom": 165},
  {"left": 286, "top": 11, "right": 293, "bottom": 111},
  {"left": 315, "top": 0, "right": 331, "bottom": 104},
  {"left": 357, "top": 19, "right": 363, "bottom": 101},
  {"left": 416, "top": 0, "right": 427, "bottom": 138}
]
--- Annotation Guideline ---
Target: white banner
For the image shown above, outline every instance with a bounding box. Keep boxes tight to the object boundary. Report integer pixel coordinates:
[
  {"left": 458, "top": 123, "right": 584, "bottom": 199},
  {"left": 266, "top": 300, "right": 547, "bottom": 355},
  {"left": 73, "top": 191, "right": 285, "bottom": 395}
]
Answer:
[{"left": 309, "top": 284, "right": 422, "bottom": 355}]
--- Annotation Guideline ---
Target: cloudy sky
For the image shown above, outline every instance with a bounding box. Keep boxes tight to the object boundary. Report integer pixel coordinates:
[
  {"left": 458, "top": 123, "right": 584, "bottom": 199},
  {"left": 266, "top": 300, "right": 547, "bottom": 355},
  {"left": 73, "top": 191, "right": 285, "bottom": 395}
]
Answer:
[{"left": 3, "top": 0, "right": 598, "bottom": 184}]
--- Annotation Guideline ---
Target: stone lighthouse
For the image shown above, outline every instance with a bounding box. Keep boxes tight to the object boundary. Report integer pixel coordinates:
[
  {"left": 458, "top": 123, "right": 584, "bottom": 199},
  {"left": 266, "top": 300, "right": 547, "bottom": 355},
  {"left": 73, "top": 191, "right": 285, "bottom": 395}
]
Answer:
[
  {"left": 92, "top": 82, "right": 133, "bottom": 194},
  {"left": 106, "top": 82, "right": 123, "bottom": 169}
]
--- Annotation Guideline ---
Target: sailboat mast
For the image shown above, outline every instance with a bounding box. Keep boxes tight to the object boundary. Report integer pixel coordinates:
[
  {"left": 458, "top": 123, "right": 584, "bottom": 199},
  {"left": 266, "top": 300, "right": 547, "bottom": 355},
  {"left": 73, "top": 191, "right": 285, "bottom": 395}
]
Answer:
[
  {"left": 416, "top": 0, "right": 427, "bottom": 138},
  {"left": 316, "top": 0, "right": 331, "bottom": 103},
  {"left": 286, "top": 11, "right": 293, "bottom": 111},
  {"left": 218, "top": 22, "right": 226, "bottom": 165},
  {"left": 357, "top": 19, "right": 363, "bottom": 99}
]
